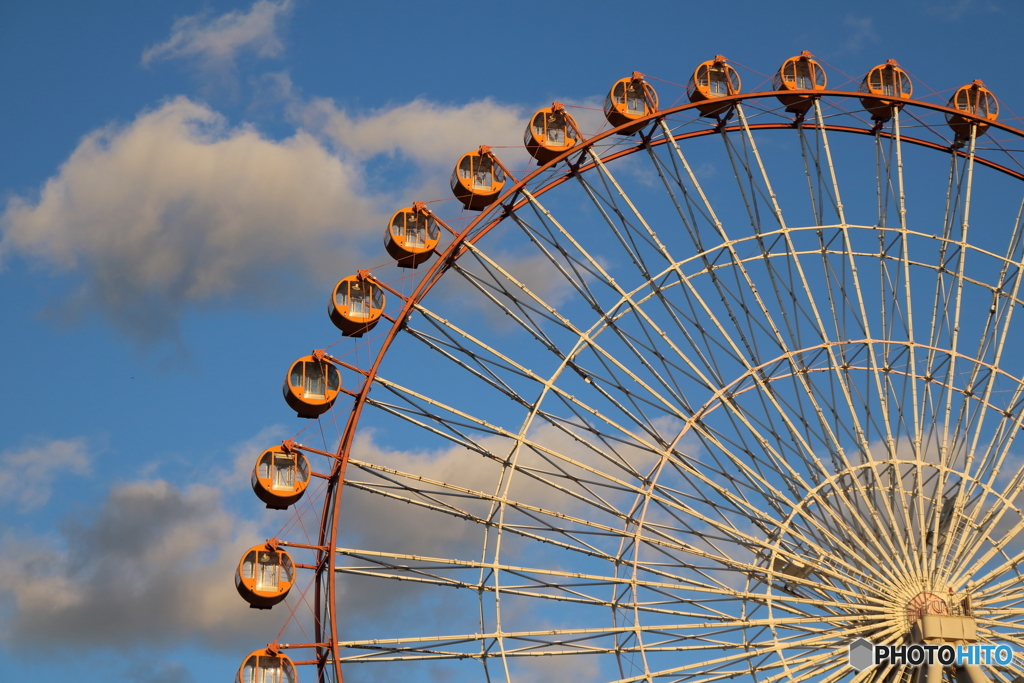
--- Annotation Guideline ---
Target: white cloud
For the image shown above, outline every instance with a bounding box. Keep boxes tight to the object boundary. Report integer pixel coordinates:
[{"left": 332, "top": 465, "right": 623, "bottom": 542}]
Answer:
[
  {"left": 1, "top": 97, "right": 380, "bottom": 342},
  {"left": 142, "top": 0, "right": 293, "bottom": 70},
  {"left": 1, "top": 94, "right": 529, "bottom": 343},
  {"left": 0, "top": 478, "right": 275, "bottom": 649},
  {"left": 0, "top": 438, "right": 91, "bottom": 510},
  {"left": 295, "top": 96, "right": 530, "bottom": 175}
]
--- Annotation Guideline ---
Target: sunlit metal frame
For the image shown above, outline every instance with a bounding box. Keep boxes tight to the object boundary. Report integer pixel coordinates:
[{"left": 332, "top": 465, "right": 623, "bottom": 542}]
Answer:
[{"left": 261, "top": 87, "right": 1024, "bottom": 683}]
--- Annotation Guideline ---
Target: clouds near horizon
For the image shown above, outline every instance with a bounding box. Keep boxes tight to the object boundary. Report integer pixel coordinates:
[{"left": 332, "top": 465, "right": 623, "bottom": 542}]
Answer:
[{"left": 0, "top": 478, "right": 275, "bottom": 650}]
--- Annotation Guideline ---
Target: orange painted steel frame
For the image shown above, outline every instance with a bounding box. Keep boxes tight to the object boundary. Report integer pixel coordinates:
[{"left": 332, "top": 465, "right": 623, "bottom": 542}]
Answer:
[
  {"left": 688, "top": 56, "right": 741, "bottom": 118},
  {"left": 328, "top": 273, "right": 385, "bottom": 337},
  {"left": 252, "top": 446, "right": 310, "bottom": 510},
  {"left": 237, "top": 647, "right": 297, "bottom": 683},
  {"left": 282, "top": 353, "right": 342, "bottom": 418},
  {"left": 385, "top": 202, "right": 441, "bottom": 268},
  {"left": 236, "top": 543, "right": 295, "bottom": 609},
  {"left": 948, "top": 80, "right": 999, "bottom": 140},
  {"left": 525, "top": 103, "right": 580, "bottom": 165},
  {"left": 450, "top": 146, "right": 506, "bottom": 210},
  {"left": 605, "top": 72, "right": 659, "bottom": 135},
  {"left": 859, "top": 60, "right": 912, "bottom": 122},
  {"left": 297, "top": 88, "right": 1023, "bottom": 683},
  {"left": 774, "top": 52, "right": 826, "bottom": 114}
]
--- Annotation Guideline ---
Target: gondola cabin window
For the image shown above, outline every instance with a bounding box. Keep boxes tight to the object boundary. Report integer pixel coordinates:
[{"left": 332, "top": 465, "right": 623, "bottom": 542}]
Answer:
[
  {"left": 450, "top": 148, "right": 507, "bottom": 210},
  {"left": 257, "top": 551, "right": 280, "bottom": 590},
  {"left": 252, "top": 447, "right": 311, "bottom": 509},
  {"left": 946, "top": 80, "right": 999, "bottom": 140},
  {"left": 300, "top": 362, "right": 325, "bottom": 399},
  {"left": 283, "top": 356, "right": 342, "bottom": 418},
  {"left": 385, "top": 206, "right": 441, "bottom": 267},
  {"left": 697, "top": 64, "right": 738, "bottom": 96},
  {"left": 236, "top": 649, "right": 298, "bottom": 683},
  {"left": 524, "top": 106, "right": 581, "bottom": 164},
  {"left": 273, "top": 453, "right": 296, "bottom": 490},
  {"left": 546, "top": 115, "right": 566, "bottom": 146},
  {"left": 604, "top": 75, "right": 658, "bottom": 135}
]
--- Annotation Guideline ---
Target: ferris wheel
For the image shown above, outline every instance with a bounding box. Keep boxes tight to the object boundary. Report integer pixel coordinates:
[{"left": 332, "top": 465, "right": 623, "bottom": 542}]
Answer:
[{"left": 233, "top": 53, "right": 1024, "bottom": 683}]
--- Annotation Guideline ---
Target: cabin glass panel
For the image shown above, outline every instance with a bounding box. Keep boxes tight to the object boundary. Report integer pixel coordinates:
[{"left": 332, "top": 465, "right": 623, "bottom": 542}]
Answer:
[
  {"left": 240, "top": 657, "right": 258, "bottom": 683},
  {"left": 870, "top": 68, "right": 909, "bottom": 98},
  {"left": 795, "top": 60, "right": 812, "bottom": 89},
  {"left": 532, "top": 113, "right": 545, "bottom": 137},
  {"left": 242, "top": 550, "right": 256, "bottom": 579},
  {"left": 869, "top": 69, "right": 889, "bottom": 95},
  {"left": 613, "top": 82, "right": 626, "bottom": 106},
  {"left": 699, "top": 65, "right": 735, "bottom": 96},
  {"left": 348, "top": 281, "right": 371, "bottom": 318},
  {"left": 273, "top": 453, "right": 296, "bottom": 491},
  {"left": 781, "top": 62, "right": 796, "bottom": 85},
  {"left": 546, "top": 114, "right": 566, "bottom": 146},
  {"left": 240, "top": 656, "right": 295, "bottom": 683},
  {"left": 257, "top": 552, "right": 280, "bottom": 590},
  {"left": 258, "top": 452, "right": 273, "bottom": 479},
  {"left": 260, "top": 657, "right": 280, "bottom": 683},
  {"left": 407, "top": 214, "right": 427, "bottom": 248},
  {"left": 984, "top": 92, "right": 998, "bottom": 118},
  {"left": 458, "top": 156, "right": 473, "bottom": 180},
  {"left": 473, "top": 157, "right": 493, "bottom": 190},
  {"left": 955, "top": 90, "right": 971, "bottom": 112},
  {"left": 302, "top": 362, "right": 325, "bottom": 399},
  {"left": 626, "top": 83, "right": 645, "bottom": 114},
  {"left": 390, "top": 213, "right": 405, "bottom": 238}
]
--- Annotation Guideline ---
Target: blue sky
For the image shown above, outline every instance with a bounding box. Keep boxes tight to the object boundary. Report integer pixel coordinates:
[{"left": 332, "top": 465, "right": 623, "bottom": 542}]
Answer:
[{"left": 3, "top": 1, "right": 1024, "bottom": 682}]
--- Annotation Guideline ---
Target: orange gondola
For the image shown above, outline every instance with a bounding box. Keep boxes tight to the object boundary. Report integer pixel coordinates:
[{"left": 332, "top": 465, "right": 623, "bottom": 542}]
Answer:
[
  {"left": 282, "top": 354, "right": 341, "bottom": 419},
  {"left": 252, "top": 445, "right": 311, "bottom": 510},
  {"left": 859, "top": 59, "right": 912, "bottom": 122},
  {"left": 524, "top": 103, "right": 580, "bottom": 165},
  {"left": 450, "top": 146, "right": 506, "bottom": 211},
  {"left": 773, "top": 51, "right": 827, "bottom": 115},
  {"left": 687, "top": 56, "right": 741, "bottom": 118},
  {"left": 236, "top": 647, "right": 298, "bottom": 683},
  {"left": 604, "top": 72, "right": 658, "bottom": 135},
  {"left": 385, "top": 203, "right": 441, "bottom": 268},
  {"left": 947, "top": 80, "right": 998, "bottom": 141},
  {"left": 329, "top": 273, "right": 384, "bottom": 337},
  {"left": 235, "top": 542, "right": 295, "bottom": 609}
]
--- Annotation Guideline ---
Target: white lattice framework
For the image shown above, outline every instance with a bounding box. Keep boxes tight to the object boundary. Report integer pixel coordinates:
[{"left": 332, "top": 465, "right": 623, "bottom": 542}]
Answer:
[{"left": 261, "top": 87, "right": 1024, "bottom": 683}]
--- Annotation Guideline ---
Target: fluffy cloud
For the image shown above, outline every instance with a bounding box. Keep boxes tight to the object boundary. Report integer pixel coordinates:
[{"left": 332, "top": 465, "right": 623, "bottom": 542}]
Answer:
[
  {"left": 1, "top": 97, "right": 380, "bottom": 342},
  {"left": 1, "top": 93, "right": 529, "bottom": 343},
  {"left": 0, "top": 478, "right": 275, "bottom": 649},
  {"left": 296, "top": 97, "right": 528, "bottom": 170},
  {"left": 0, "top": 438, "right": 91, "bottom": 510},
  {"left": 142, "top": 0, "right": 293, "bottom": 70}
]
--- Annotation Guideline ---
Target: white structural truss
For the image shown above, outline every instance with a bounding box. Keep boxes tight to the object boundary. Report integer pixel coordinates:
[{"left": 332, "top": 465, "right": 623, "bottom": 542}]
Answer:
[{"left": 269, "top": 89, "right": 1024, "bottom": 683}]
